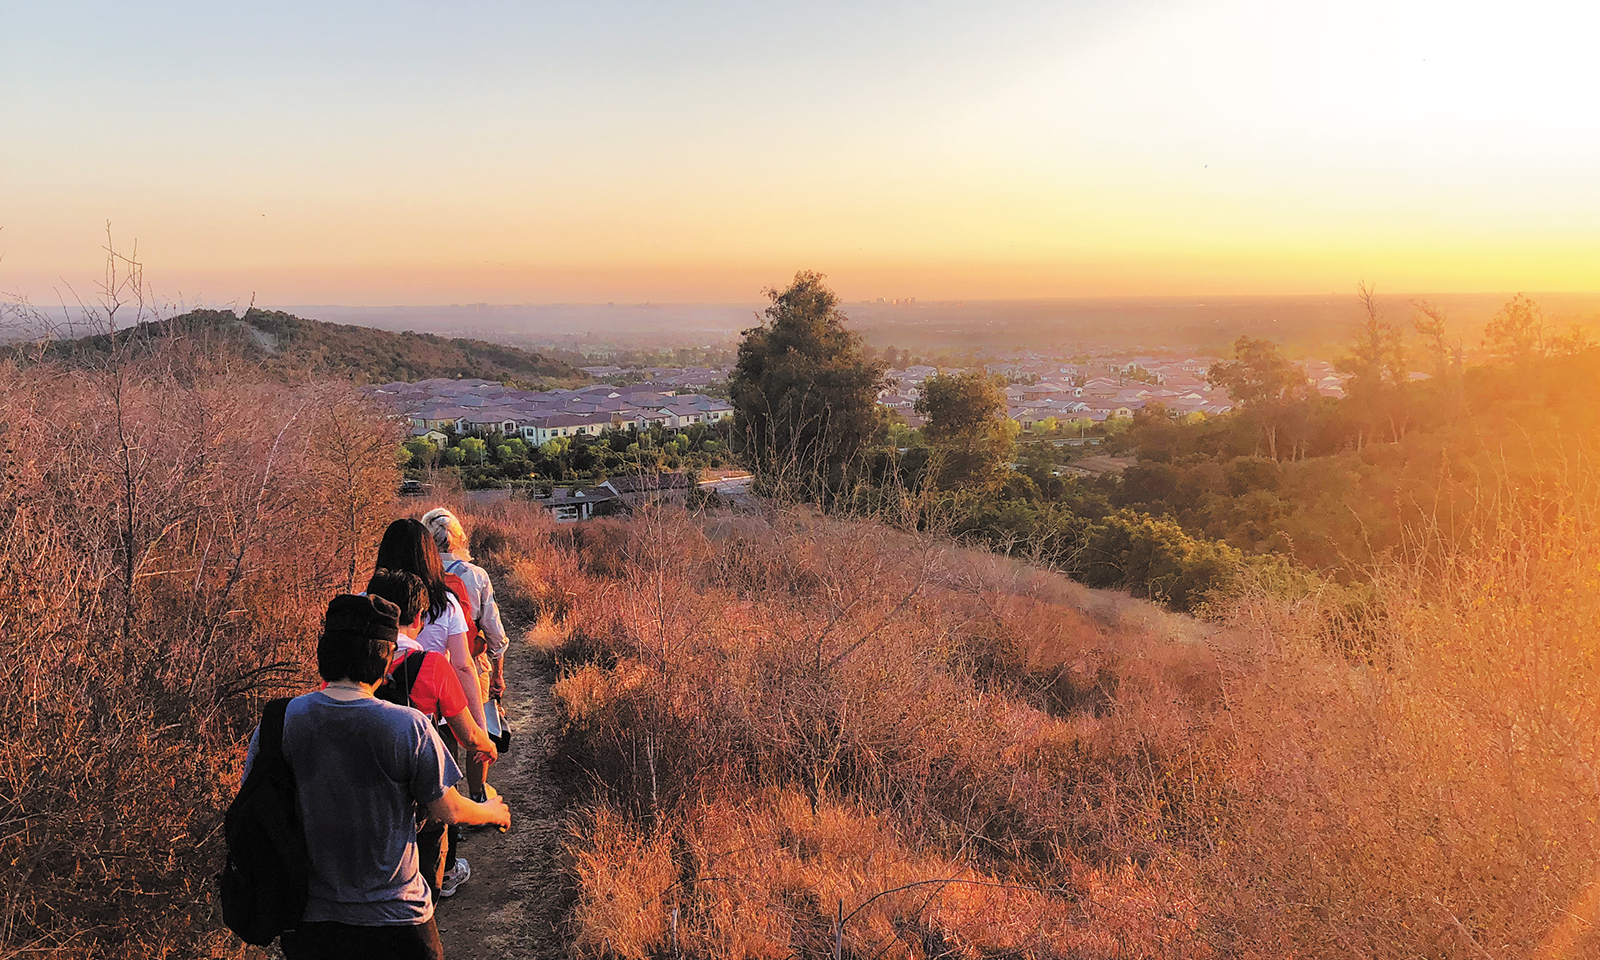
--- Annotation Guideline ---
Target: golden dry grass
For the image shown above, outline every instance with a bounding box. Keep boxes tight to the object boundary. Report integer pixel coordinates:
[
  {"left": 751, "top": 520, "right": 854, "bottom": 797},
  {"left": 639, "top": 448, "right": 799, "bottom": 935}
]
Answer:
[
  {"left": 503, "top": 466, "right": 1600, "bottom": 958},
  {"left": 0, "top": 343, "right": 401, "bottom": 958}
]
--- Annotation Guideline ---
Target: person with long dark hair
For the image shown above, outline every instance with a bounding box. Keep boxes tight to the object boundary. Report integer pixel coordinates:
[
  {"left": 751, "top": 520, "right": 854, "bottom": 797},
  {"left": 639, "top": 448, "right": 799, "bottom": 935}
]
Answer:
[
  {"left": 372, "top": 519, "right": 488, "bottom": 897},
  {"left": 365, "top": 569, "right": 499, "bottom": 901}
]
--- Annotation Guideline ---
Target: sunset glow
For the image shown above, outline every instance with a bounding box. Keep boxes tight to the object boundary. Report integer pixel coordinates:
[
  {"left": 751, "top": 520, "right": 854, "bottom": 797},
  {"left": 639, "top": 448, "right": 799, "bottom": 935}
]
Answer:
[{"left": 4, "top": 0, "right": 1597, "bottom": 303}]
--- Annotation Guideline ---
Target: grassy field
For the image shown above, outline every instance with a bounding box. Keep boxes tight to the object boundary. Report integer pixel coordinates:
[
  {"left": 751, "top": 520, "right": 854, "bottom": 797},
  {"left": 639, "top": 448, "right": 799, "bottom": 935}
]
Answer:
[{"left": 465, "top": 476, "right": 1600, "bottom": 958}]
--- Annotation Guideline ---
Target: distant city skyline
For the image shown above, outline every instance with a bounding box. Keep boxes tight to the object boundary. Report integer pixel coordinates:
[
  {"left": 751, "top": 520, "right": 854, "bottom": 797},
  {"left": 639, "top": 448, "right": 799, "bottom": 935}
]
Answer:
[{"left": 4, "top": 0, "right": 1598, "bottom": 304}]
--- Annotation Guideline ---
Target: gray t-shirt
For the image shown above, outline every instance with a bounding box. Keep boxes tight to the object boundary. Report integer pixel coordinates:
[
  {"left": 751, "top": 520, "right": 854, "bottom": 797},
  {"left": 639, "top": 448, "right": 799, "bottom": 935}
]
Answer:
[{"left": 246, "top": 691, "right": 461, "bottom": 925}]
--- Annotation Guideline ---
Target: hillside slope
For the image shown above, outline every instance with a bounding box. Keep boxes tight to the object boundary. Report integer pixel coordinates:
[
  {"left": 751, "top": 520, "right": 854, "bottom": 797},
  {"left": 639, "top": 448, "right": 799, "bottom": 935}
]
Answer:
[
  {"left": 467, "top": 494, "right": 1600, "bottom": 958},
  {"left": 30, "top": 307, "right": 586, "bottom": 385}
]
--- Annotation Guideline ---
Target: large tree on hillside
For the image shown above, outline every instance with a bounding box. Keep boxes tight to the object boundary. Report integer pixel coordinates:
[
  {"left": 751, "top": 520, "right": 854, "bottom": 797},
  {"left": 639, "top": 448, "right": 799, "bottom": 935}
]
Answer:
[
  {"left": 1206, "top": 336, "right": 1307, "bottom": 460},
  {"left": 915, "top": 371, "right": 1015, "bottom": 489},
  {"left": 731, "top": 272, "right": 890, "bottom": 498}
]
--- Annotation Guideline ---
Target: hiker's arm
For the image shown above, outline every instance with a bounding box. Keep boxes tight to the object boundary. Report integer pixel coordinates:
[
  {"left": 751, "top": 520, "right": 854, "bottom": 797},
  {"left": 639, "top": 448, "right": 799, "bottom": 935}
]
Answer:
[
  {"left": 426, "top": 788, "right": 510, "bottom": 829},
  {"left": 444, "top": 707, "right": 497, "bottom": 765},
  {"left": 477, "top": 574, "right": 509, "bottom": 659},
  {"left": 445, "top": 630, "right": 487, "bottom": 730},
  {"left": 489, "top": 656, "right": 505, "bottom": 699}
]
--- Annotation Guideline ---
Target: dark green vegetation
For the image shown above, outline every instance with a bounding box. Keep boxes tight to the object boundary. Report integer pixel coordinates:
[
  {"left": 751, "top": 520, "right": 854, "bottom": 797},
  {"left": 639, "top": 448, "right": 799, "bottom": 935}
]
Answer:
[
  {"left": 734, "top": 276, "right": 1274, "bottom": 612},
  {"left": 24, "top": 308, "right": 584, "bottom": 386},
  {"left": 730, "top": 272, "right": 891, "bottom": 498},
  {"left": 737, "top": 279, "right": 1600, "bottom": 614},
  {"left": 1103, "top": 347, "right": 1600, "bottom": 579},
  {"left": 405, "top": 421, "right": 732, "bottom": 491}
]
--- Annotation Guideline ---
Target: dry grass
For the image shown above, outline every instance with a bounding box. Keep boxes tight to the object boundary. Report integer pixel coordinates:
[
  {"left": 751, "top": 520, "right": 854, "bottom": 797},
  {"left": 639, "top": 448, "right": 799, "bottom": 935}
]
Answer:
[
  {"left": 511, "top": 463, "right": 1600, "bottom": 958},
  {"left": 507, "top": 505, "right": 1228, "bottom": 957},
  {"left": 0, "top": 342, "right": 400, "bottom": 958},
  {"left": 1204, "top": 465, "right": 1600, "bottom": 956},
  {"left": 7, "top": 338, "right": 1588, "bottom": 959}
]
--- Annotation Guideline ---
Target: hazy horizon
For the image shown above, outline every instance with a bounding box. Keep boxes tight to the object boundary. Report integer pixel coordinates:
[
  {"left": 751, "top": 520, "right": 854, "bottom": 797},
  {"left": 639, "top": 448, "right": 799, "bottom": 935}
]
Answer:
[{"left": 6, "top": 1, "right": 1599, "bottom": 304}]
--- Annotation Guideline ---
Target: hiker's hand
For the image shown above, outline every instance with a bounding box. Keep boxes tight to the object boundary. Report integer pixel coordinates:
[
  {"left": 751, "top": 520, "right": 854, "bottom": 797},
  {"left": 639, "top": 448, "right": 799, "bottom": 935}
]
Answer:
[
  {"left": 474, "top": 744, "right": 498, "bottom": 767},
  {"left": 482, "top": 795, "right": 510, "bottom": 830},
  {"left": 489, "top": 661, "right": 505, "bottom": 698}
]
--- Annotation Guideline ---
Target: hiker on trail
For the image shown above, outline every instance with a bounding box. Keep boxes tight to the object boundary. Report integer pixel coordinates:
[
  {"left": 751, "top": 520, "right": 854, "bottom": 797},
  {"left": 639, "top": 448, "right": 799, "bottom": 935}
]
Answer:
[
  {"left": 373, "top": 519, "right": 490, "bottom": 895},
  {"left": 366, "top": 568, "right": 500, "bottom": 901},
  {"left": 244, "top": 594, "right": 509, "bottom": 960},
  {"left": 421, "top": 507, "right": 509, "bottom": 705}
]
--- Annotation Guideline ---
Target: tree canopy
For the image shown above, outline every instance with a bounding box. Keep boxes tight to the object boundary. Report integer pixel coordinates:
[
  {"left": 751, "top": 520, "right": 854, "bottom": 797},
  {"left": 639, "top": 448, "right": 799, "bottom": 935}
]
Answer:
[
  {"left": 1207, "top": 336, "right": 1308, "bottom": 459},
  {"left": 730, "top": 272, "right": 889, "bottom": 498},
  {"left": 915, "top": 371, "right": 1015, "bottom": 489}
]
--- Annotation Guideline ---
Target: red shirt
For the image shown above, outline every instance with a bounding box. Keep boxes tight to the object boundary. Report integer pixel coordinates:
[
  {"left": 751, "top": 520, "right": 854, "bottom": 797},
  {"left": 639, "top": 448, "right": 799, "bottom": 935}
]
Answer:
[{"left": 389, "top": 650, "right": 468, "bottom": 720}]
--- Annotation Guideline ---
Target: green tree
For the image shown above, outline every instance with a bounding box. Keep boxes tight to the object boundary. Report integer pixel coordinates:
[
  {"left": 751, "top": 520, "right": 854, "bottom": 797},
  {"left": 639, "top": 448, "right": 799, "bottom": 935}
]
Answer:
[
  {"left": 916, "top": 371, "right": 1015, "bottom": 489},
  {"left": 1411, "top": 299, "right": 1462, "bottom": 380},
  {"left": 1483, "top": 293, "right": 1549, "bottom": 365},
  {"left": 459, "top": 436, "right": 488, "bottom": 464},
  {"left": 1206, "top": 336, "right": 1307, "bottom": 459},
  {"left": 495, "top": 437, "right": 530, "bottom": 463},
  {"left": 1337, "top": 284, "right": 1409, "bottom": 444},
  {"left": 1480, "top": 293, "right": 1591, "bottom": 364},
  {"left": 401, "top": 438, "right": 439, "bottom": 469},
  {"left": 731, "top": 271, "right": 889, "bottom": 498}
]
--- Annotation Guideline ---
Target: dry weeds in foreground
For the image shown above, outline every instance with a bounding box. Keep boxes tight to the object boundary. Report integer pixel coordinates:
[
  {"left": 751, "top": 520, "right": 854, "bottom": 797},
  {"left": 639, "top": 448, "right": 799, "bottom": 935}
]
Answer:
[
  {"left": 0, "top": 341, "right": 399, "bottom": 958},
  {"left": 499, "top": 475, "right": 1598, "bottom": 958}
]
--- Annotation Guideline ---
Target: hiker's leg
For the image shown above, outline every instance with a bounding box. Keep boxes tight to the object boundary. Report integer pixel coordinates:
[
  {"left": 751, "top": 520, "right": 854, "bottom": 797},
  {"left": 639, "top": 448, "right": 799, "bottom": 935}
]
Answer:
[
  {"left": 468, "top": 652, "right": 493, "bottom": 797},
  {"left": 417, "top": 819, "right": 448, "bottom": 900},
  {"left": 474, "top": 652, "right": 492, "bottom": 703}
]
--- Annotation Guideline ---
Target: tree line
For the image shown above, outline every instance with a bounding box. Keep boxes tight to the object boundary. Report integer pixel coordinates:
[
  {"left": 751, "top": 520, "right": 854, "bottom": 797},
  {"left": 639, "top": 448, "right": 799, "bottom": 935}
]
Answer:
[{"left": 729, "top": 273, "right": 1598, "bottom": 611}]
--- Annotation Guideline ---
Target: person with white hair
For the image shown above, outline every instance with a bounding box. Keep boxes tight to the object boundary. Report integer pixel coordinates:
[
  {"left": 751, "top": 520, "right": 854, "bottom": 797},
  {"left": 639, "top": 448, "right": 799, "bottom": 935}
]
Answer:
[{"left": 420, "top": 508, "right": 508, "bottom": 708}]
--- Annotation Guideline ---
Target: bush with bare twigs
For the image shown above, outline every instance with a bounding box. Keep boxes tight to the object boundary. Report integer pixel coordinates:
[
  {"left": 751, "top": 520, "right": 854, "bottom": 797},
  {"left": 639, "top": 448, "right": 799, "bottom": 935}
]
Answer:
[
  {"left": 0, "top": 326, "right": 399, "bottom": 957},
  {"left": 516, "top": 458, "right": 1599, "bottom": 958}
]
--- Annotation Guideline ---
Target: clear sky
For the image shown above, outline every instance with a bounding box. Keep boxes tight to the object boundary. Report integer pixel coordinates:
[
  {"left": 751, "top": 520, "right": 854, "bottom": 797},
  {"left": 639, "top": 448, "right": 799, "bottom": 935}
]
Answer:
[{"left": 3, "top": 0, "right": 1597, "bottom": 304}]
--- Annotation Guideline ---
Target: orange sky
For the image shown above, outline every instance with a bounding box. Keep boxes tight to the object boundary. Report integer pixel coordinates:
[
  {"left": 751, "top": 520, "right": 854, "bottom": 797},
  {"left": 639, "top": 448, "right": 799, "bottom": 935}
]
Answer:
[{"left": 4, "top": 0, "right": 1597, "bottom": 305}]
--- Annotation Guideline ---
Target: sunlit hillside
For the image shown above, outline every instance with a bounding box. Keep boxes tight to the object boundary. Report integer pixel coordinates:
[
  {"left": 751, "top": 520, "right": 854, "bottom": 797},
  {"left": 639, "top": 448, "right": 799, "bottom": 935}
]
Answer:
[
  {"left": 481, "top": 481, "right": 1599, "bottom": 958},
  {"left": 3, "top": 315, "right": 1597, "bottom": 959},
  {"left": 11, "top": 307, "right": 586, "bottom": 386}
]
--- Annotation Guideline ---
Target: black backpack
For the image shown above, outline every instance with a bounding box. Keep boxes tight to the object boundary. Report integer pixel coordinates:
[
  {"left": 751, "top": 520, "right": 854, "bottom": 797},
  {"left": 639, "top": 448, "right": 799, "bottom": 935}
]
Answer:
[
  {"left": 376, "top": 650, "right": 429, "bottom": 712},
  {"left": 218, "top": 698, "right": 309, "bottom": 946}
]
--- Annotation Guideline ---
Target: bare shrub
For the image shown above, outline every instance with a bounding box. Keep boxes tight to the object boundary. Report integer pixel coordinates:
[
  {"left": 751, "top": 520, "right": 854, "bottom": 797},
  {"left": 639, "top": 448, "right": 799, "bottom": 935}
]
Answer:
[
  {"left": 546, "top": 503, "right": 1227, "bottom": 956},
  {"left": 543, "top": 465, "right": 1600, "bottom": 957},
  {"left": 0, "top": 335, "right": 398, "bottom": 957}
]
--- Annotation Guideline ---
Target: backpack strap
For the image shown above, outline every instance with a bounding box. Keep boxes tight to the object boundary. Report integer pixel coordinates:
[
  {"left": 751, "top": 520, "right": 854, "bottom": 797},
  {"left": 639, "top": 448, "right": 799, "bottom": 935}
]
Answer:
[
  {"left": 445, "top": 559, "right": 466, "bottom": 575},
  {"left": 384, "top": 650, "right": 439, "bottom": 720},
  {"left": 397, "top": 650, "right": 428, "bottom": 701},
  {"left": 252, "top": 698, "right": 292, "bottom": 785}
]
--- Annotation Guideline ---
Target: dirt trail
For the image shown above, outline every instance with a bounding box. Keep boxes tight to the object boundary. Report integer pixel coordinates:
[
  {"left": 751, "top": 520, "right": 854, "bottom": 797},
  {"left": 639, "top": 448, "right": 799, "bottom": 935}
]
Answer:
[{"left": 435, "top": 622, "right": 571, "bottom": 960}]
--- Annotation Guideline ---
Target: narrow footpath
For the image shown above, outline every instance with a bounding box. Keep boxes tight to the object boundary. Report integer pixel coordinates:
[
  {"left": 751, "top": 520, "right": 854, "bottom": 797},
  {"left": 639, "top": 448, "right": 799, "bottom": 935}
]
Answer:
[{"left": 435, "top": 622, "right": 571, "bottom": 959}]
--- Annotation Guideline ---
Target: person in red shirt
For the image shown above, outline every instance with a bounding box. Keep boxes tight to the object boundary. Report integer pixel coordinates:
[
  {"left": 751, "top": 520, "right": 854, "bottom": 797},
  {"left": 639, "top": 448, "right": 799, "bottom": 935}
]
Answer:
[{"left": 366, "top": 569, "right": 498, "bottom": 900}]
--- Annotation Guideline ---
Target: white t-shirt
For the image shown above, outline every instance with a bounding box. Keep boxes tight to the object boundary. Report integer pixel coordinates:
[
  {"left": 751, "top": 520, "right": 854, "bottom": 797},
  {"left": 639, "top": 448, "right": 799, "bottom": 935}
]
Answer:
[{"left": 414, "top": 593, "right": 468, "bottom": 660}]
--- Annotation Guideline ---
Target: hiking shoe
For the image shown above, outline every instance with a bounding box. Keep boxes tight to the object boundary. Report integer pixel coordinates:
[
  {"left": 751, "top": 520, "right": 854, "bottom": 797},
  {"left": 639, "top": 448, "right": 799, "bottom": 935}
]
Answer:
[{"left": 439, "top": 858, "right": 470, "bottom": 898}]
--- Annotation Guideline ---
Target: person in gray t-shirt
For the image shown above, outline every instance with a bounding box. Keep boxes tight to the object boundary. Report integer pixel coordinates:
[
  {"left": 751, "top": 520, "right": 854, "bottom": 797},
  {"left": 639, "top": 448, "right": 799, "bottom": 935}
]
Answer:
[{"left": 246, "top": 594, "right": 510, "bottom": 960}]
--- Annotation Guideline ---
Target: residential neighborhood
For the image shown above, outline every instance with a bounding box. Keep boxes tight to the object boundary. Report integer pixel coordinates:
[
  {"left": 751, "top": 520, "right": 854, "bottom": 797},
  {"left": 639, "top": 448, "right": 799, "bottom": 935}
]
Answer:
[
  {"left": 374, "top": 348, "right": 1350, "bottom": 451},
  {"left": 367, "top": 377, "right": 735, "bottom": 445},
  {"left": 879, "top": 354, "right": 1289, "bottom": 432}
]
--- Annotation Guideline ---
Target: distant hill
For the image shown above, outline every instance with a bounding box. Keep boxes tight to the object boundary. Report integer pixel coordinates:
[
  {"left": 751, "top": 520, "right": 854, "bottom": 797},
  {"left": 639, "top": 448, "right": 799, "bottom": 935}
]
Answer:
[{"left": 25, "top": 308, "right": 586, "bottom": 386}]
